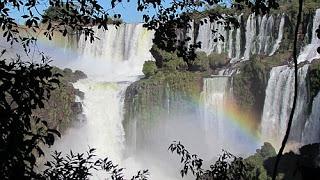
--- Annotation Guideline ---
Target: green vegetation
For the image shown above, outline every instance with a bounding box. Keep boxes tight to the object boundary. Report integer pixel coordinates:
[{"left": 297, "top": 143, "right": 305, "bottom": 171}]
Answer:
[
  {"left": 150, "top": 45, "right": 188, "bottom": 71},
  {"left": 123, "top": 71, "right": 203, "bottom": 148},
  {"left": 33, "top": 67, "right": 87, "bottom": 133},
  {"left": 208, "top": 52, "right": 229, "bottom": 69},
  {"left": 245, "top": 142, "right": 277, "bottom": 180},
  {"left": 150, "top": 45, "right": 229, "bottom": 73},
  {"left": 142, "top": 61, "right": 157, "bottom": 78},
  {"left": 233, "top": 58, "right": 268, "bottom": 122}
]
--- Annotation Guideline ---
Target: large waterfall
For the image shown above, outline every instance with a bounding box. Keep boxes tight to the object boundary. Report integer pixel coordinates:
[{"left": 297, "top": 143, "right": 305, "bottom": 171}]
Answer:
[
  {"left": 261, "top": 65, "right": 309, "bottom": 148},
  {"left": 53, "top": 23, "right": 157, "bottom": 178},
  {"left": 43, "top": 7, "right": 320, "bottom": 179},
  {"left": 260, "top": 8, "right": 320, "bottom": 149}
]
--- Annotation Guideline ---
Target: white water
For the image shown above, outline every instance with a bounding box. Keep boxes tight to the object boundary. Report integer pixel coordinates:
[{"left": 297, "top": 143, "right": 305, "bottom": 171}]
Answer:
[
  {"left": 261, "top": 65, "right": 309, "bottom": 148},
  {"left": 196, "top": 13, "right": 285, "bottom": 62},
  {"left": 200, "top": 77, "right": 258, "bottom": 155},
  {"left": 52, "top": 24, "right": 174, "bottom": 179},
  {"left": 269, "top": 15, "right": 285, "bottom": 56},
  {"left": 243, "top": 14, "right": 257, "bottom": 60},
  {"left": 201, "top": 77, "right": 229, "bottom": 143},
  {"left": 297, "top": 9, "right": 320, "bottom": 63},
  {"left": 261, "top": 8, "right": 320, "bottom": 149},
  {"left": 302, "top": 92, "right": 320, "bottom": 144}
]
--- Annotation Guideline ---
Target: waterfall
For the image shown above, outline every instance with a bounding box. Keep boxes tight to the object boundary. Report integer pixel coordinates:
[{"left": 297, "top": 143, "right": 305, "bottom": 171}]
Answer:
[
  {"left": 54, "top": 24, "right": 154, "bottom": 174},
  {"left": 302, "top": 92, "right": 320, "bottom": 144},
  {"left": 258, "top": 14, "right": 268, "bottom": 54},
  {"left": 195, "top": 12, "right": 290, "bottom": 62},
  {"left": 243, "top": 14, "right": 257, "bottom": 60},
  {"left": 261, "top": 8, "right": 320, "bottom": 148},
  {"left": 201, "top": 77, "right": 230, "bottom": 141},
  {"left": 261, "top": 65, "right": 309, "bottom": 148},
  {"left": 269, "top": 15, "right": 285, "bottom": 56},
  {"left": 297, "top": 9, "right": 320, "bottom": 63},
  {"left": 200, "top": 76, "right": 258, "bottom": 154},
  {"left": 78, "top": 24, "right": 154, "bottom": 63}
]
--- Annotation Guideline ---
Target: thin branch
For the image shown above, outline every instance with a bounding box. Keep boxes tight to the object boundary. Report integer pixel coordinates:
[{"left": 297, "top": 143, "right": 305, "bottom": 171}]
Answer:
[{"left": 272, "top": 0, "right": 303, "bottom": 179}]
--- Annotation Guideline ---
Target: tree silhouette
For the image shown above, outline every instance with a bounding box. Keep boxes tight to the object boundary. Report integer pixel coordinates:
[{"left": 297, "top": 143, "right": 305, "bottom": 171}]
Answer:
[
  {"left": 169, "top": 141, "right": 248, "bottom": 180},
  {"left": 0, "top": 54, "right": 61, "bottom": 179}
]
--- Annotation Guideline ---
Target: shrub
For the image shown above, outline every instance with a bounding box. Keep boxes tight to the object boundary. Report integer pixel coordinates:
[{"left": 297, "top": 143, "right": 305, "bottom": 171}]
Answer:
[
  {"left": 142, "top": 61, "right": 157, "bottom": 78},
  {"left": 208, "top": 52, "right": 228, "bottom": 69},
  {"left": 189, "top": 51, "right": 210, "bottom": 71}
]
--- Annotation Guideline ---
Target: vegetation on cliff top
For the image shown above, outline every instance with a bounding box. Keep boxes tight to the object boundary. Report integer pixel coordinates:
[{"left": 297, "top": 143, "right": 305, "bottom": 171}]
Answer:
[{"left": 33, "top": 67, "right": 87, "bottom": 133}]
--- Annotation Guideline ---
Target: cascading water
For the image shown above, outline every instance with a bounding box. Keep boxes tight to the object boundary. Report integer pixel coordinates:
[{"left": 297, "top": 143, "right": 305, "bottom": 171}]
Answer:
[
  {"left": 196, "top": 13, "right": 285, "bottom": 61},
  {"left": 260, "top": 8, "right": 320, "bottom": 149},
  {"left": 201, "top": 77, "right": 230, "bottom": 143},
  {"left": 269, "top": 15, "right": 285, "bottom": 56},
  {"left": 302, "top": 92, "right": 320, "bottom": 144},
  {"left": 53, "top": 23, "right": 155, "bottom": 178},
  {"left": 297, "top": 9, "right": 320, "bottom": 63},
  {"left": 243, "top": 14, "right": 257, "bottom": 60},
  {"left": 200, "top": 76, "right": 258, "bottom": 155},
  {"left": 261, "top": 65, "right": 309, "bottom": 148}
]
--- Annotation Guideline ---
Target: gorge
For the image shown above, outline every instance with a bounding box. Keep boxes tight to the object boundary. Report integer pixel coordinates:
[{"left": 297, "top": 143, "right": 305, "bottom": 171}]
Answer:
[{"left": 19, "top": 5, "right": 320, "bottom": 180}]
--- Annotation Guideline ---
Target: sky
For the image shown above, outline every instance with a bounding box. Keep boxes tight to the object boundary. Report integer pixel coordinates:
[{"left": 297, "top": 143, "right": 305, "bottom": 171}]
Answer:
[
  {"left": 10, "top": 0, "right": 231, "bottom": 24},
  {"left": 10, "top": 0, "right": 170, "bottom": 24}
]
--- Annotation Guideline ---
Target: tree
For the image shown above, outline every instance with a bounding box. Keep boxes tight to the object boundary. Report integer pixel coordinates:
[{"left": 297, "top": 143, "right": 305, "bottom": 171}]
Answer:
[{"left": 168, "top": 141, "right": 248, "bottom": 180}]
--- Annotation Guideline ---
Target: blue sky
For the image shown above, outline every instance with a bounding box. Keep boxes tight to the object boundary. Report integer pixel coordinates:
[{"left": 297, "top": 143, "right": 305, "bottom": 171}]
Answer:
[
  {"left": 11, "top": 0, "right": 230, "bottom": 24},
  {"left": 11, "top": 0, "right": 168, "bottom": 24}
]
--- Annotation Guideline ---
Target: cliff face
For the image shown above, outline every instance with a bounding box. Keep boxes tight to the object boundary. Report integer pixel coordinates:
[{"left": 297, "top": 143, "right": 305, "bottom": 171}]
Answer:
[
  {"left": 122, "top": 5, "right": 320, "bottom": 152},
  {"left": 33, "top": 67, "right": 87, "bottom": 133},
  {"left": 123, "top": 71, "right": 202, "bottom": 151}
]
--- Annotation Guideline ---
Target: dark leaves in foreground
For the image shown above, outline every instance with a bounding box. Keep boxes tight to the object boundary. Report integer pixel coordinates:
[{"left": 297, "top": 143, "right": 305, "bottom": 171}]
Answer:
[
  {"left": 43, "top": 148, "right": 149, "bottom": 180},
  {"left": 169, "top": 141, "right": 247, "bottom": 180},
  {"left": 0, "top": 53, "right": 61, "bottom": 179},
  {"left": 136, "top": 0, "right": 279, "bottom": 67}
]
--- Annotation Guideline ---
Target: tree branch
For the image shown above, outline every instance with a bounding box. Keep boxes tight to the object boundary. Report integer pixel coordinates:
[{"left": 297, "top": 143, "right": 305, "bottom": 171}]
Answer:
[{"left": 272, "top": 0, "right": 303, "bottom": 179}]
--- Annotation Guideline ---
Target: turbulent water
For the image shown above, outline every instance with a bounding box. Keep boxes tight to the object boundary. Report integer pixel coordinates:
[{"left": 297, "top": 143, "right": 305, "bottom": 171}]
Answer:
[
  {"left": 45, "top": 8, "right": 320, "bottom": 179},
  {"left": 52, "top": 23, "right": 167, "bottom": 179}
]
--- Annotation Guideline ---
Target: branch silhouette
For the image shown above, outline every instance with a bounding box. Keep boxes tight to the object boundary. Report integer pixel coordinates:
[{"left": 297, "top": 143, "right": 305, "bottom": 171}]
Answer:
[{"left": 272, "top": 0, "right": 304, "bottom": 179}]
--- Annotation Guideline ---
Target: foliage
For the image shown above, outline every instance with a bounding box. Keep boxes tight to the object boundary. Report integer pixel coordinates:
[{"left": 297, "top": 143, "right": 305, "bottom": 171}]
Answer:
[
  {"left": 0, "top": 0, "right": 119, "bottom": 53},
  {"left": 33, "top": 67, "right": 87, "bottom": 132},
  {"left": 0, "top": 54, "right": 61, "bottom": 179},
  {"left": 264, "top": 143, "right": 320, "bottom": 180},
  {"left": 151, "top": 46, "right": 228, "bottom": 73},
  {"left": 142, "top": 61, "right": 157, "bottom": 78},
  {"left": 43, "top": 148, "right": 149, "bottom": 180},
  {"left": 163, "top": 58, "right": 188, "bottom": 72},
  {"left": 169, "top": 141, "right": 248, "bottom": 180},
  {"left": 233, "top": 58, "right": 267, "bottom": 114},
  {"left": 42, "top": 5, "right": 123, "bottom": 25},
  {"left": 136, "top": 0, "right": 279, "bottom": 68},
  {"left": 245, "top": 142, "right": 276, "bottom": 180},
  {"left": 150, "top": 45, "right": 188, "bottom": 71},
  {"left": 189, "top": 52, "right": 210, "bottom": 72},
  {"left": 208, "top": 52, "right": 229, "bottom": 70}
]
